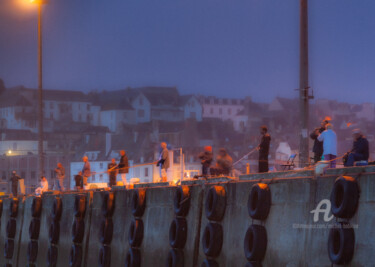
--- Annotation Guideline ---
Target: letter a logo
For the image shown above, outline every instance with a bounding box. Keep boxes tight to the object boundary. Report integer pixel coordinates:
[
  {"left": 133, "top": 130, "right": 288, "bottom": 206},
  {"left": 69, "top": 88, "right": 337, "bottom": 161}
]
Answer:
[{"left": 310, "top": 199, "right": 334, "bottom": 222}]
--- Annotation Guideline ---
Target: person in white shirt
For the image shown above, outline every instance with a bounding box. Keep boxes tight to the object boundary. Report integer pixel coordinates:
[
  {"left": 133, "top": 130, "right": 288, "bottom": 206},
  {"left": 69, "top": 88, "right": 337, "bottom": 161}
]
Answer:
[
  {"left": 317, "top": 123, "right": 337, "bottom": 168},
  {"left": 35, "top": 176, "right": 49, "bottom": 196}
]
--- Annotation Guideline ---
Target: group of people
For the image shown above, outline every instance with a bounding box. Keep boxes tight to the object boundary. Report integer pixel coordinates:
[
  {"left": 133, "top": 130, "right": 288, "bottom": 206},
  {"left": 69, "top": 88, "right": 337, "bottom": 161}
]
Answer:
[
  {"left": 310, "top": 119, "right": 369, "bottom": 168},
  {"left": 197, "top": 125, "right": 271, "bottom": 177}
]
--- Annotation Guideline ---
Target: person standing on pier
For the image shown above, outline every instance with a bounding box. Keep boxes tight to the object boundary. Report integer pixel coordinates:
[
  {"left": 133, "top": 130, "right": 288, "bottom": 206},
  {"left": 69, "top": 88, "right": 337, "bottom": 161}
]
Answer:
[
  {"left": 82, "top": 156, "right": 91, "bottom": 188},
  {"left": 318, "top": 123, "right": 337, "bottom": 168},
  {"left": 117, "top": 150, "right": 129, "bottom": 187},
  {"left": 310, "top": 119, "right": 329, "bottom": 162},
  {"left": 210, "top": 148, "right": 233, "bottom": 176},
  {"left": 257, "top": 125, "right": 271, "bottom": 173},
  {"left": 54, "top": 162, "right": 65, "bottom": 192},
  {"left": 107, "top": 158, "right": 118, "bottom": 187},
  {"left": 9, "top": 171, "right": 21, "bottom": 197},
  {"left": 198, "top": 146, "right": 213, "bottom": 177},
  {"left": 157, "top": 142, "right": 170, "bottom": 182}
]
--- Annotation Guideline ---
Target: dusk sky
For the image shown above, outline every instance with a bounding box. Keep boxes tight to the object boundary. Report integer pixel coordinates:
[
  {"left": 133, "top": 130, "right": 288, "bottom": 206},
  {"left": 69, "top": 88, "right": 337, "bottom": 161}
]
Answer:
[{"left": 1, "top": 0, "right": 375, "bottom": 103}]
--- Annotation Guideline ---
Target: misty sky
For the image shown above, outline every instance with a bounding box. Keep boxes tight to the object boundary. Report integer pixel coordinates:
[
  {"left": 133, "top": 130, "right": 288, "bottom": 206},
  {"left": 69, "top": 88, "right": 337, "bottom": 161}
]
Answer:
[{"left": 1, "top": 0, "right": 375, "bottom": 103}]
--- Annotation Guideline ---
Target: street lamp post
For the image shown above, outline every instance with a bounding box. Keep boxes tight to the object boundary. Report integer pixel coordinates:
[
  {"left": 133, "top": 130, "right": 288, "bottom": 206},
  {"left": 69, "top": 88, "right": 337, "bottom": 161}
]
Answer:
[{"left": 31, "top": 0, "right": 48, "bottom": 176}]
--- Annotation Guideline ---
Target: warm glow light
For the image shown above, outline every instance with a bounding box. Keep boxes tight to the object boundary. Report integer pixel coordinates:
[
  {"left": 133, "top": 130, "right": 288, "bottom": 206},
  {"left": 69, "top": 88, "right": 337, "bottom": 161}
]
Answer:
[{"left": 8, "top": 150, "right": 12, "bottom": 155}]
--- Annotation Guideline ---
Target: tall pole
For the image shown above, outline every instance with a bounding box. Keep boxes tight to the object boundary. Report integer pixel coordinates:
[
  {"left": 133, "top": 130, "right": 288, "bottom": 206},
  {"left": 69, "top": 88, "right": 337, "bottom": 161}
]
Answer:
[
  {"left": 37, "top": 3, "right": 44, "bottom": 176},
  {"left": 299, "top": 0, "right": 309, "bottom": 167}
]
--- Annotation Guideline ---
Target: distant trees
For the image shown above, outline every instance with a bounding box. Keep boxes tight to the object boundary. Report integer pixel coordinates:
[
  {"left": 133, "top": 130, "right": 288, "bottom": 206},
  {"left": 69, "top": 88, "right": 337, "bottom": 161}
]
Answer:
[{"left": 0, "top": 78, "right": 5, "bottom": 95}]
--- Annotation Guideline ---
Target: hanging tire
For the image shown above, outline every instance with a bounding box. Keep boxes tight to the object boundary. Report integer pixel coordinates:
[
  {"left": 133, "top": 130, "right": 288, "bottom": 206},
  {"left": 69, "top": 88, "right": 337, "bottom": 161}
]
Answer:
[
  {"left": 247, "top": 183, "right": 271, "bottom": 220},
  {"left": 125, "top": 247, "right": 141, "bottom": 267},
  {"left": 31, "top": 197, "right": 43, "bottom": 218},
  {"left": 29, "top": 218, "right": 41, "bottom": 240},
  {"left": 166, "top": 249, "right": 184, "bottom": 267},
  {"left": 4, "top": 239, "right": 14, "bottom": 259},
  {"left": 201, "top": 259, "right": 219, "bottom": 267},
  {"left": 47, "top": 245, "right": 58, "bottom": 267},
  {"left": 131, "top": 189, "right": 146, "bottom": 217},
  {"left": 102, "top": 192, "right": 115, "bottom": 218},
  {"left": 244, "top": 225, "right": 267, "bottom": 262},
  {"left": 128, "top": 219, "right": 144, "bottom": 247},
  {"left": 74, "top": 195, "right": 86, "bottom": 218},
  {"left": 174, "top": 186, "right": 191, "bottom": 217},
  {"left": 10, "top": 198, "right": 18, "bottom": 218},
  {"left": 99, "top": 245, "right": 111, "bottom": 267},
  {"left": 330, "top": 176, "right": 360, "bottom": 219},
  {"left": 202, "top": 222, "right": 223, "bottom": 257},
  {"left": 245, "top": 261, "right": 262, "bottom": 267},
  {"left": 72, "top": 218, "right": 85, "bottom": 243},
  {"left": 49, "top": 220, "right": 60, "bottom": 244},
  {"left": 100, "top": 218, "right": 114, "bottom": 245},
  {"left": 52, "top": 197, "right": 63, "bottom": 221},
  {"left": 169, "top": 218, "right": 187, "bottom": 249},
  {"left": 0, "top": 199, "right": 3, "bottom": 218},
  {"left": 205, "top": 186, "right": 226, "bottom": 222},
  {"left": 69, "top": 244, "right": 83, "bottom": 267},
  {"left": 6, "top": 219, "right": 16, "bottom": 239},
  {"left": 27, "top": 240, "right": 38, "bottom": 262},
  {"left": 328, "top": 224, "right": 355, "bottom": 264}
]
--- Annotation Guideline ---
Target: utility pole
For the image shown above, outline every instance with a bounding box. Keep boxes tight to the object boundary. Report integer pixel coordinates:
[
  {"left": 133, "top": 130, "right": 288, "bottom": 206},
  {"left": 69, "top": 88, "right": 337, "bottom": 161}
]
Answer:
[
  {"left": 298, "top": 0, "right": 310, "bottom": 167},
  {"left": 37, "top": 3, "right": 44, "bottom": 176}
]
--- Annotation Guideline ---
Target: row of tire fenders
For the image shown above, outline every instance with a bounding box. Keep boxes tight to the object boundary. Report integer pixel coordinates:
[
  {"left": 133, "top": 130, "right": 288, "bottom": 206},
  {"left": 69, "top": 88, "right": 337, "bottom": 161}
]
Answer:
[{"left": 0, "top": 175, "right": 360, "bottom": 266}]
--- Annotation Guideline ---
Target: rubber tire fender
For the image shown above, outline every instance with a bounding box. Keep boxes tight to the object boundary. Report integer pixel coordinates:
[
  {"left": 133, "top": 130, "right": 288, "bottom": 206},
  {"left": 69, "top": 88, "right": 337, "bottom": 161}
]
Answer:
[
  {"left": 166, "top": 249, "right": 184, "bottom": 267},
  {"left": 169, "top": 218, "right": 187, "bottom": 249},
  {"left": 328, "top": 224, "right": 355, "bottom": 264},
  {"left": 71, "top": 218, "right": 85, "bottom": 243},
  {"left": 29, "top": 218, "right": 41, "bottom": 240},
  {"left": 74, "top": 195, "right": 86, "bottom": 218},
  {"left": 247, "top": 183, "right": 271, "bottom": 220},
  {"left": 52, "top": 197, "right": 63, "bottom": 221},
  {"left": 125, "top": 247, "right": 141, "bottom": 267},
  {"left": 202, "top": 222, "right": 223, "bottom": 258},
  {"left": 174, "top": 186, "right": 191, "bottom": 217},
  {"left": 128, "top": 219, "right": 144, "bottom": 247},
  {"left": 4, "top": 239, "right": 14, "bottom": 259},
  {"left": 10, "top": 198, "right": 18, "bottom": 218},
  {"left": 47, "top": 245, "right": 58, "bottom": 267},
  {"left": 49, "top": 220, "right": 60, "bottom": 244},
  {"left": 330, "top": 176, "right": 360, "bottom": 219},
  {"left": 6, "top": 219, "right": 16, "bottom": 239},
  {"left": 69, "top": 244, "right": 83, "bottom": 267},
  {"left": 205, "top": 186, "right": 226, "bottom": 222},
  {"left": 102, "top": 191, "right": 115, "bottom": 218},
  {"left": 201, "top": 259, "right": 219, "bottom": 267},
  {"left": 131, "top": 189, "right": 146, "bottom": 217},
  {"left": 27, "top": 240, "right": 38, "bottom": 262},
  {"left": 31, "top": 197, "right": 43, "bottom": 218},
  {"left": 99, "top": 245, "right": 111, "bottom": 267},
  {"left": 99, "top": 218, "right": 114, "bottom": 245},
  {"left": 244, "top": 224, "right": 267, "bottom": 262}
]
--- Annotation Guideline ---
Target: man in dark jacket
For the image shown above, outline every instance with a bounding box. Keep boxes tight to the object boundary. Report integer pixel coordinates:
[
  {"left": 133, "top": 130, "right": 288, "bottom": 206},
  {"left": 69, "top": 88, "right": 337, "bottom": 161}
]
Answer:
[
  {"left": 9, "top": 171, "right": 21, "bottom": 197},
  {"left": 345, "top": 129, "right": 369, "bottom": 166},
  {"left": 257, "top": 126, "right": 271, "bottom": 173},
  {"left": 198, "top": 146, "right": 213, "bottom": 177},
  {"left": 310, "top": 119, "right": 329, "bottom": 162},
  {"left": 210, "top": 148, "right": 233, "bottom": 176},
  {"left": 118, "top": 150, "right": 129, "bottom": 186},
  {"left": 107, "top": 158, "right": 118, "bottom": 187}
]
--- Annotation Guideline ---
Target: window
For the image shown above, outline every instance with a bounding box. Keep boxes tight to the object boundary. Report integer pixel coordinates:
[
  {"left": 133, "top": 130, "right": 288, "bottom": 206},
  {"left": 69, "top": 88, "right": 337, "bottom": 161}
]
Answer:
[
  {"left": 100, "top": 163, "right": 103, "bottom": 169},
  {"left": 2, "top": 171, "right": 6, "bottom": 180},
  {"left": 21, "top": 171, "right": 26, "bottom": 179},
  {"left": 50, "top": 102, "right": 54, "bottom": 109},
  {"left": 51, "top": 170, "right": 54, "bottom": 178},
  {"left": 138, "top": 109, "right": 145, "bottom": 118},
  {"left": 99, "top": 174, "right": 103, "bottom": 182},
  {"left": 31, "top": 171, "right": 36, "bottom": 180},
  {"left": 139, "top": 97, "right": 143, "bottom": 106},
  {"left": 144, "top": 168, "right": 149, "bottom": 177},
  {"left": 228, "top": 108, "right": 231, "bottom": 115},
  {"left": 219, "top": 108, "right": 222, "bottom": 115}
]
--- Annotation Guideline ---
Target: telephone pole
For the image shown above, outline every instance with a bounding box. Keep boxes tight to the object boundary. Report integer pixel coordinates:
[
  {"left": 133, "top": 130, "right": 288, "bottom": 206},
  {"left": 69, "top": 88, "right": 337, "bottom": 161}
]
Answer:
[{"left": 298, "top": 0, "right": 310, "bottom": 167}]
